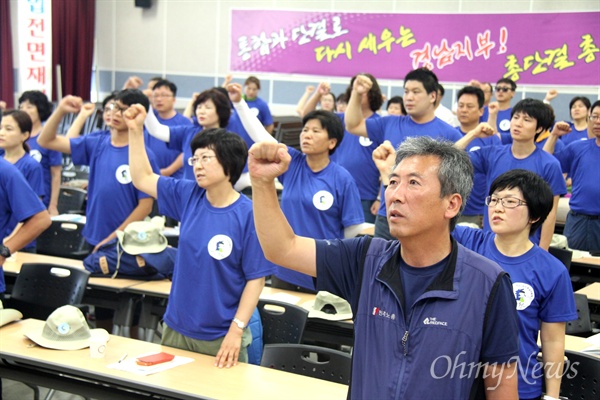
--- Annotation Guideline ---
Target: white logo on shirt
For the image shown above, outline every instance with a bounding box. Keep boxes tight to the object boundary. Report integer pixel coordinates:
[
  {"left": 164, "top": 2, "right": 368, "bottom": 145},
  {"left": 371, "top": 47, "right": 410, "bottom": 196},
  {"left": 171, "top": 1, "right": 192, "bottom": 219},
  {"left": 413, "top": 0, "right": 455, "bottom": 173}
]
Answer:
[
  {"left": 30, "top": 149, "right": 42, "bottom": 162},
  {"left": 513, "top": 282, "right": 535, "bottom": 311},
  {"left": 249, "top": 107, "right": 260, "bottom": 117},
  {"left": 115, "top": 165, "right": 132, "bottom": 184},
  {"left": 423, "top": 317, "right": 448, "bottom": 326},
  {"left": 208, "top": 234, "right": 233, "bottom": 260},
  {"left": 313, "top": 190, "right": 334, "bottom": 211},
  {"left": 359, "top": 136, "right": 373, "bottom": 147},
  {"left": 499, "top": 119, "right": 511, "bottom": 132}
]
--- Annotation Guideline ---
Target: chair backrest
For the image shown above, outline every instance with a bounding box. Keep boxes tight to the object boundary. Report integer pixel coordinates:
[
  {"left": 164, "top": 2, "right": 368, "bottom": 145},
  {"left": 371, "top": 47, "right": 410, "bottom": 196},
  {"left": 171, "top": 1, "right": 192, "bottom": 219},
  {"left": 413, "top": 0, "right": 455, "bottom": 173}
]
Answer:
[
  {"left": 257, "top": 299, "right": 308, "bottom": 345},
  {"left": 560, "top": 349, "right": 600, "bottom": 399},
  {"left": 273, "top": 116, "right": 303, "bottom": 150},
  {"left": 57, "top": 187, "right": 87, "bottom": 214},
  {"left": 8, "top": 263, "right": 90, "bottom": 320},
  {"left": 261, "top": 343, "right": 352, "bottom": 385},
  {"left": 566, "top": 293, "right": 592, "bottom": 336},
  {"left": 549, "top": 246, "right": 572, "bottom": 271},
  {"left": 36, "top": 221, "right": 89, "bottom": 260}
]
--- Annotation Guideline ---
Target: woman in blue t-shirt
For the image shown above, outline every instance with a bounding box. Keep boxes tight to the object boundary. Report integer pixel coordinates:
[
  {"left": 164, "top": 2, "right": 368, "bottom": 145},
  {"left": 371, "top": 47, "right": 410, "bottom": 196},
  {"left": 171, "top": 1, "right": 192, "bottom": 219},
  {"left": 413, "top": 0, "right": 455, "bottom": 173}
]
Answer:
[
  {"left": 563, "top": 96, "right": 591, "bottom": 145},
  {"left": 453, "top": 169, "right": 577, "bottom": 400},
  {"left": 125, "top": 103, "right": 273, "bottom": 369},
  {"left": 0, "top": 110, "right": 44, "bottom": 251}
]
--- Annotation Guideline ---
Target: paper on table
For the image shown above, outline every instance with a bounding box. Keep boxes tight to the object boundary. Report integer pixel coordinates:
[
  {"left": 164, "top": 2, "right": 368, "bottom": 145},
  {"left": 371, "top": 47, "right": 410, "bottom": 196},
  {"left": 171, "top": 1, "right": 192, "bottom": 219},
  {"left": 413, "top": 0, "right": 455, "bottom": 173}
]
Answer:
[
  {"left": 571, "top": 250, "right": 592, "bottom": 259},
  {"left": 108, "top": 353, "right": 194, "bottom": 376},
  {"left": 584, "top": 332, "right": 600, "bottom": 346},
  {"left": 260, "top": 292, "right": 301, "bottom": 305}
]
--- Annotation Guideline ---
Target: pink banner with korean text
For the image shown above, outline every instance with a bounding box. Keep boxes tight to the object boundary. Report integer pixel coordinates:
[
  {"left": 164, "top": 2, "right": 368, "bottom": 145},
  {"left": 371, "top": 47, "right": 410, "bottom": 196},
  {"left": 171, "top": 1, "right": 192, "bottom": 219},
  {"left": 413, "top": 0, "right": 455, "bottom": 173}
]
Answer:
[{"left": 230, "top": 10, "right": 600, "bottom": 86}]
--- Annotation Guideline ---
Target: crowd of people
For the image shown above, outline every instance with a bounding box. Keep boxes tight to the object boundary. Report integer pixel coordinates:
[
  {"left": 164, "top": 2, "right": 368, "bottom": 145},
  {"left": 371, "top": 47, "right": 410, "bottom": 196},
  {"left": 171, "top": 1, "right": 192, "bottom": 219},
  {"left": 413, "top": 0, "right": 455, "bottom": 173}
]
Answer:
[{"left": 1, "top": 67, "right": 598, "bottom": 399}]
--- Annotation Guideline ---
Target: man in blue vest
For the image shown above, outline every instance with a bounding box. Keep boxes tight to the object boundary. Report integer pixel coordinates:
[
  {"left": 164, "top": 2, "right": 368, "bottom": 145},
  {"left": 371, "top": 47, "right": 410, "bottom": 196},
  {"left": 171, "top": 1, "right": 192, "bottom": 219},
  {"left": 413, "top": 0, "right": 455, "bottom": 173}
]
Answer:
[{"left": 248, "top": 136, "right": 519, "bottom": 400}]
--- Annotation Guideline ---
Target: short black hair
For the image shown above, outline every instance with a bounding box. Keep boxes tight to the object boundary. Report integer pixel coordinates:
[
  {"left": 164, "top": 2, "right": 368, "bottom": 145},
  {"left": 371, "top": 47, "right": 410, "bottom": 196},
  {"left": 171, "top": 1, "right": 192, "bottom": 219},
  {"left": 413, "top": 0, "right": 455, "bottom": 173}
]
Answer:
[
  {"left": 511, "top": 98, "right": 554, "bottom": 138},
  {"left": 437, "top": 83, "right": 445, "bottom": 97},
  {"left": 569, "top": 96, "right": 591, "bottom": 113},
  {"left": 18, "top": 90, "right": 54, "bottom": 122},
  {"left": 404, "top": 68, "right": 439, "bottom": 95},
  {"left": 336, "top": 93, "right": 348, "bottom": 104},
  {"left": 344, "top": 73, "right": 383, "bottom": 112},
  {"left": 302, "top": 110, "right": 344, "bottom": 155},
  {"left": 152, "top": 79, "right": 177, "bottom": 96},
  {"left": 102, "top": 91, "right": 119, "bottom": 110},
  {"left": 495, "top": 78, "right": 517, "bottom": 91},
  {"left": 387, "top": 96, "right": 406, "bottom": 114},
  {"left": 115, "top": 89, "right": 150, "bottom": 111},
  {"left": 193, "top": 89, "right": 231, "bottom": 128},
  {"left": 592, "top": 100, "right": 600, "bottom": 112},
  {"left": 190, "top": 128, "right": 247, "bottom": 185},
  {"left": 489, "top": 169, "right": 553, "bottom": 236},
  {"left": 457, "top": 86, "right": 485, "bottom": 108}
]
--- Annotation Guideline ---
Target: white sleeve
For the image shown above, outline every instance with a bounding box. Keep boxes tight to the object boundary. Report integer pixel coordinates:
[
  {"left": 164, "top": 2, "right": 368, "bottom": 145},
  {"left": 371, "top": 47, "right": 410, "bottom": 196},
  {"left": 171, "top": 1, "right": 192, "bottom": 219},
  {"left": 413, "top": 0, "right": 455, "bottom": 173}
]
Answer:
[
  {"left": 144, "top": 106, "right": 171, "bottom": 142},
  {"left": 233, "top": 100, "right": 277, "bottom": 143}
]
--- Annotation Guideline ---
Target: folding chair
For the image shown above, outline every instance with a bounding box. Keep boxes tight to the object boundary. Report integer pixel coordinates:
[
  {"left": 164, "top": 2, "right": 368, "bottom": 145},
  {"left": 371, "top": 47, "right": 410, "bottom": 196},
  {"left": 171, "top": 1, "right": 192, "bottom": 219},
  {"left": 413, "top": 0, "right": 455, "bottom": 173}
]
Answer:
[
  {"left": 5, "top": 263, "right": 90, "bottom": 320},
  {"left": 548, "top": 246, "right": 572, "bottom": 271},
  {"left": 57, "top": 187, "right": 87, "bottom": 215},
  {"left": 257, "top": 299, "right": 308, "bottom": 345},
  {"left": 261, "top": 343, "right": 352, "bottom": 385},
  {"left": 560, "top": 349, "right": 600, "bottom": 399},
  {"left": 566, "top": 293, "right": 593, "bottom": 337},
  {"left": 36, "top": 221, "right": 89, "bottom": 260}
]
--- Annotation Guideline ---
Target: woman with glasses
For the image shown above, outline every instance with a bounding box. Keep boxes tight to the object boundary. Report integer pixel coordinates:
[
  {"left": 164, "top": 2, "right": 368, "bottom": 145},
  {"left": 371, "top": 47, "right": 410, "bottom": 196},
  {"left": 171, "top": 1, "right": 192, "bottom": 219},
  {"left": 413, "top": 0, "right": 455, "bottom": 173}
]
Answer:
[
  {"left": 145, "top": 88, "right": 255, "bottom": 190},
  {"left": 125, "top": 103, "right": 273, "bottom": 368},
  {"left": 453, "top": 169, "right": 577, "bottom": 400}
]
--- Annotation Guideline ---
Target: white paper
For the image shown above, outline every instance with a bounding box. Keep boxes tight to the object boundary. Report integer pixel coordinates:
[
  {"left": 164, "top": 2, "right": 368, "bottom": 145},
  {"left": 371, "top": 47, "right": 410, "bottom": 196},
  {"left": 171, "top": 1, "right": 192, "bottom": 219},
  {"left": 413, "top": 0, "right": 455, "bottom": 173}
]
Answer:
[{"left": 107, "top": 353, "right": 194, "bottom": 376}]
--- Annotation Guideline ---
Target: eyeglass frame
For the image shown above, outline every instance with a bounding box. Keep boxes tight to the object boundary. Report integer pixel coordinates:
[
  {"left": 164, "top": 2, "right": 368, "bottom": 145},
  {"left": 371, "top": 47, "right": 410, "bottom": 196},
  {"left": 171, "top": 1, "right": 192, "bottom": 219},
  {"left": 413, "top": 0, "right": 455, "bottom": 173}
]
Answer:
[
  {"left": 187, "top": 155, "right": 218, "bottom": 166},
  {"left": 152, "top": 93, "right": 174, "bottom": 99},
  {"left": 485, "top": 196, "right": 527, "bottom": 209},
  {"left": 495, "top": 86, "right": 513, "bottom": 93},
  {"left": 590, "top": 115, "right": 600, "bottom": 122},
  {"left": 109, "top": 102, "right": 128, "bottom": 114}
]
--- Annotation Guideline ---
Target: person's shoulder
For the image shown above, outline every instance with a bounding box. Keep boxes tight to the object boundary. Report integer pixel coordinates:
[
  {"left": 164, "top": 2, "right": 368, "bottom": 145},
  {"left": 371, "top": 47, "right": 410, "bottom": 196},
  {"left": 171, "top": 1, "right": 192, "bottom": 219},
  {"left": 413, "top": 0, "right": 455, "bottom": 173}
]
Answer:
[
  {"left": 457, "top": 243, "right": 505, "bottom": 279},
  {"left": 568, "top": 137, "right": 595, "bottom": 150}
]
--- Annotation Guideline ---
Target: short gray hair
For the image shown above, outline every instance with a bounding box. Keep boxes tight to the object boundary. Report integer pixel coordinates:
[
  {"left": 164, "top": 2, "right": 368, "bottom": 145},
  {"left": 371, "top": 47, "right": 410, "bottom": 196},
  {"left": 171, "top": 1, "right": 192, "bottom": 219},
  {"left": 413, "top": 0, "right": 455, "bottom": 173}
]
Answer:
[{"left": 394, "top": 136, "right": 473, "bottom": 230}]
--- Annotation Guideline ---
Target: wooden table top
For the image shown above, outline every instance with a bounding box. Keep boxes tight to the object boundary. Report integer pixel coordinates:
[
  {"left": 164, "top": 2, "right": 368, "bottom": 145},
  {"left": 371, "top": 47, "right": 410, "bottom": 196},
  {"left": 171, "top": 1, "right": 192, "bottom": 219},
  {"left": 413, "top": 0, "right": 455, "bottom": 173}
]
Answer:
[{"left": 0, "top": 319, "right": 348, "bottom": 400}]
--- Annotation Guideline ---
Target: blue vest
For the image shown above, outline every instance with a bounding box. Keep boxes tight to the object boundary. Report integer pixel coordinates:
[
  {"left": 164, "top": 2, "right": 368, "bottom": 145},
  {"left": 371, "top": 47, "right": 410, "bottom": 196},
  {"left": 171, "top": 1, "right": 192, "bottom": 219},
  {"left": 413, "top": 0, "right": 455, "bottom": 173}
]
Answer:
[{"left": 350, "top": 238, "right": 512, "bottom": 399}]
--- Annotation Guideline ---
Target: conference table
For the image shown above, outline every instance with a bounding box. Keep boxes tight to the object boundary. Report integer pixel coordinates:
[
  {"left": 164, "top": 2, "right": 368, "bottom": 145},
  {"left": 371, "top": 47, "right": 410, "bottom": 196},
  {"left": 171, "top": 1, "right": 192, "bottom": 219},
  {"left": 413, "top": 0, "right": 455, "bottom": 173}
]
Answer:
[
  {"left": 125, "top": 280, "right": 354, "bottom": 345},
  {"left": 3, "top": 252, "right": 355, "bottom": 345},
  {"left": 0, "top": 319, "right": 348, "bottom": 400},
  {"left": 2, "top": 252, "right": 149, "bottom": 337}
]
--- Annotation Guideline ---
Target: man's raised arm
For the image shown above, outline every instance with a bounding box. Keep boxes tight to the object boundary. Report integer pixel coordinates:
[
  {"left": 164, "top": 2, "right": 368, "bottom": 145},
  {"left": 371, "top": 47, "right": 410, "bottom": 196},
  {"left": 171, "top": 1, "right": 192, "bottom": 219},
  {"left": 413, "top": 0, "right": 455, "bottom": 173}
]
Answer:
[{"left": 248, "top": 141, "right": 316, "bottom": 276}]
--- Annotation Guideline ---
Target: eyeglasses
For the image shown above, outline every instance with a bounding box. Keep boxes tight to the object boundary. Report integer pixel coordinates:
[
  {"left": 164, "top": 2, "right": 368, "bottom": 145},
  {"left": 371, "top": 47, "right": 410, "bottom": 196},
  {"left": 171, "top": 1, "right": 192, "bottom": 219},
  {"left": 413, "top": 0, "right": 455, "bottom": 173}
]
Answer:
[
  {"left": 152, "top": 94, "right": 174, "bottom": 99},
  {"left": 590, "top": 115, "right": 600, "bottom": 122},
  {"left": 485, "top": 196, "right": 527, "bottom": 209},
  {"left": 495, "top": 86, "right": 513, "bottom": 93},
  {"left": 109, "top": 102, "right": 128, "bottom": 114},
  {"left": 187, "top": 155, "right": 217, "bottom": 166}
]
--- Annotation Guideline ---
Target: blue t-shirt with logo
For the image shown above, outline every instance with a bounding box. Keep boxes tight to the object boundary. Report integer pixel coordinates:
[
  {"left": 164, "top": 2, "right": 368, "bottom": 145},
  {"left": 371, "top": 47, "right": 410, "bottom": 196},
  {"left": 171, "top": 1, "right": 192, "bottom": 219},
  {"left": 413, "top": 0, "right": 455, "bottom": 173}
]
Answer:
[
  {"left": 70, "top": 135, "right": 159, "bottom": 245},
  {"left": 331, "top": 112, "right": 381, "bottom": 200},
  {"left": 157, "top": 177, "right": 274, "bottom": 340},
  {"left": 277, "top": 146, "right": 363, "bottom": 289},
  {"left": 453, "top": 225, "right": 577, "bottom": 399}
]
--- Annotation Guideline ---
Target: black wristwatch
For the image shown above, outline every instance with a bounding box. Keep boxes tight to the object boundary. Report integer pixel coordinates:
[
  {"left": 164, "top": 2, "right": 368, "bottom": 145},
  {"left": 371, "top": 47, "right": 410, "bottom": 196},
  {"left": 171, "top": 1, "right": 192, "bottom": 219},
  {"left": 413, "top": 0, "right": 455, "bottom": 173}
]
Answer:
[{"left": 0, "top": 244, "right": 11, "bottom": 258}]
